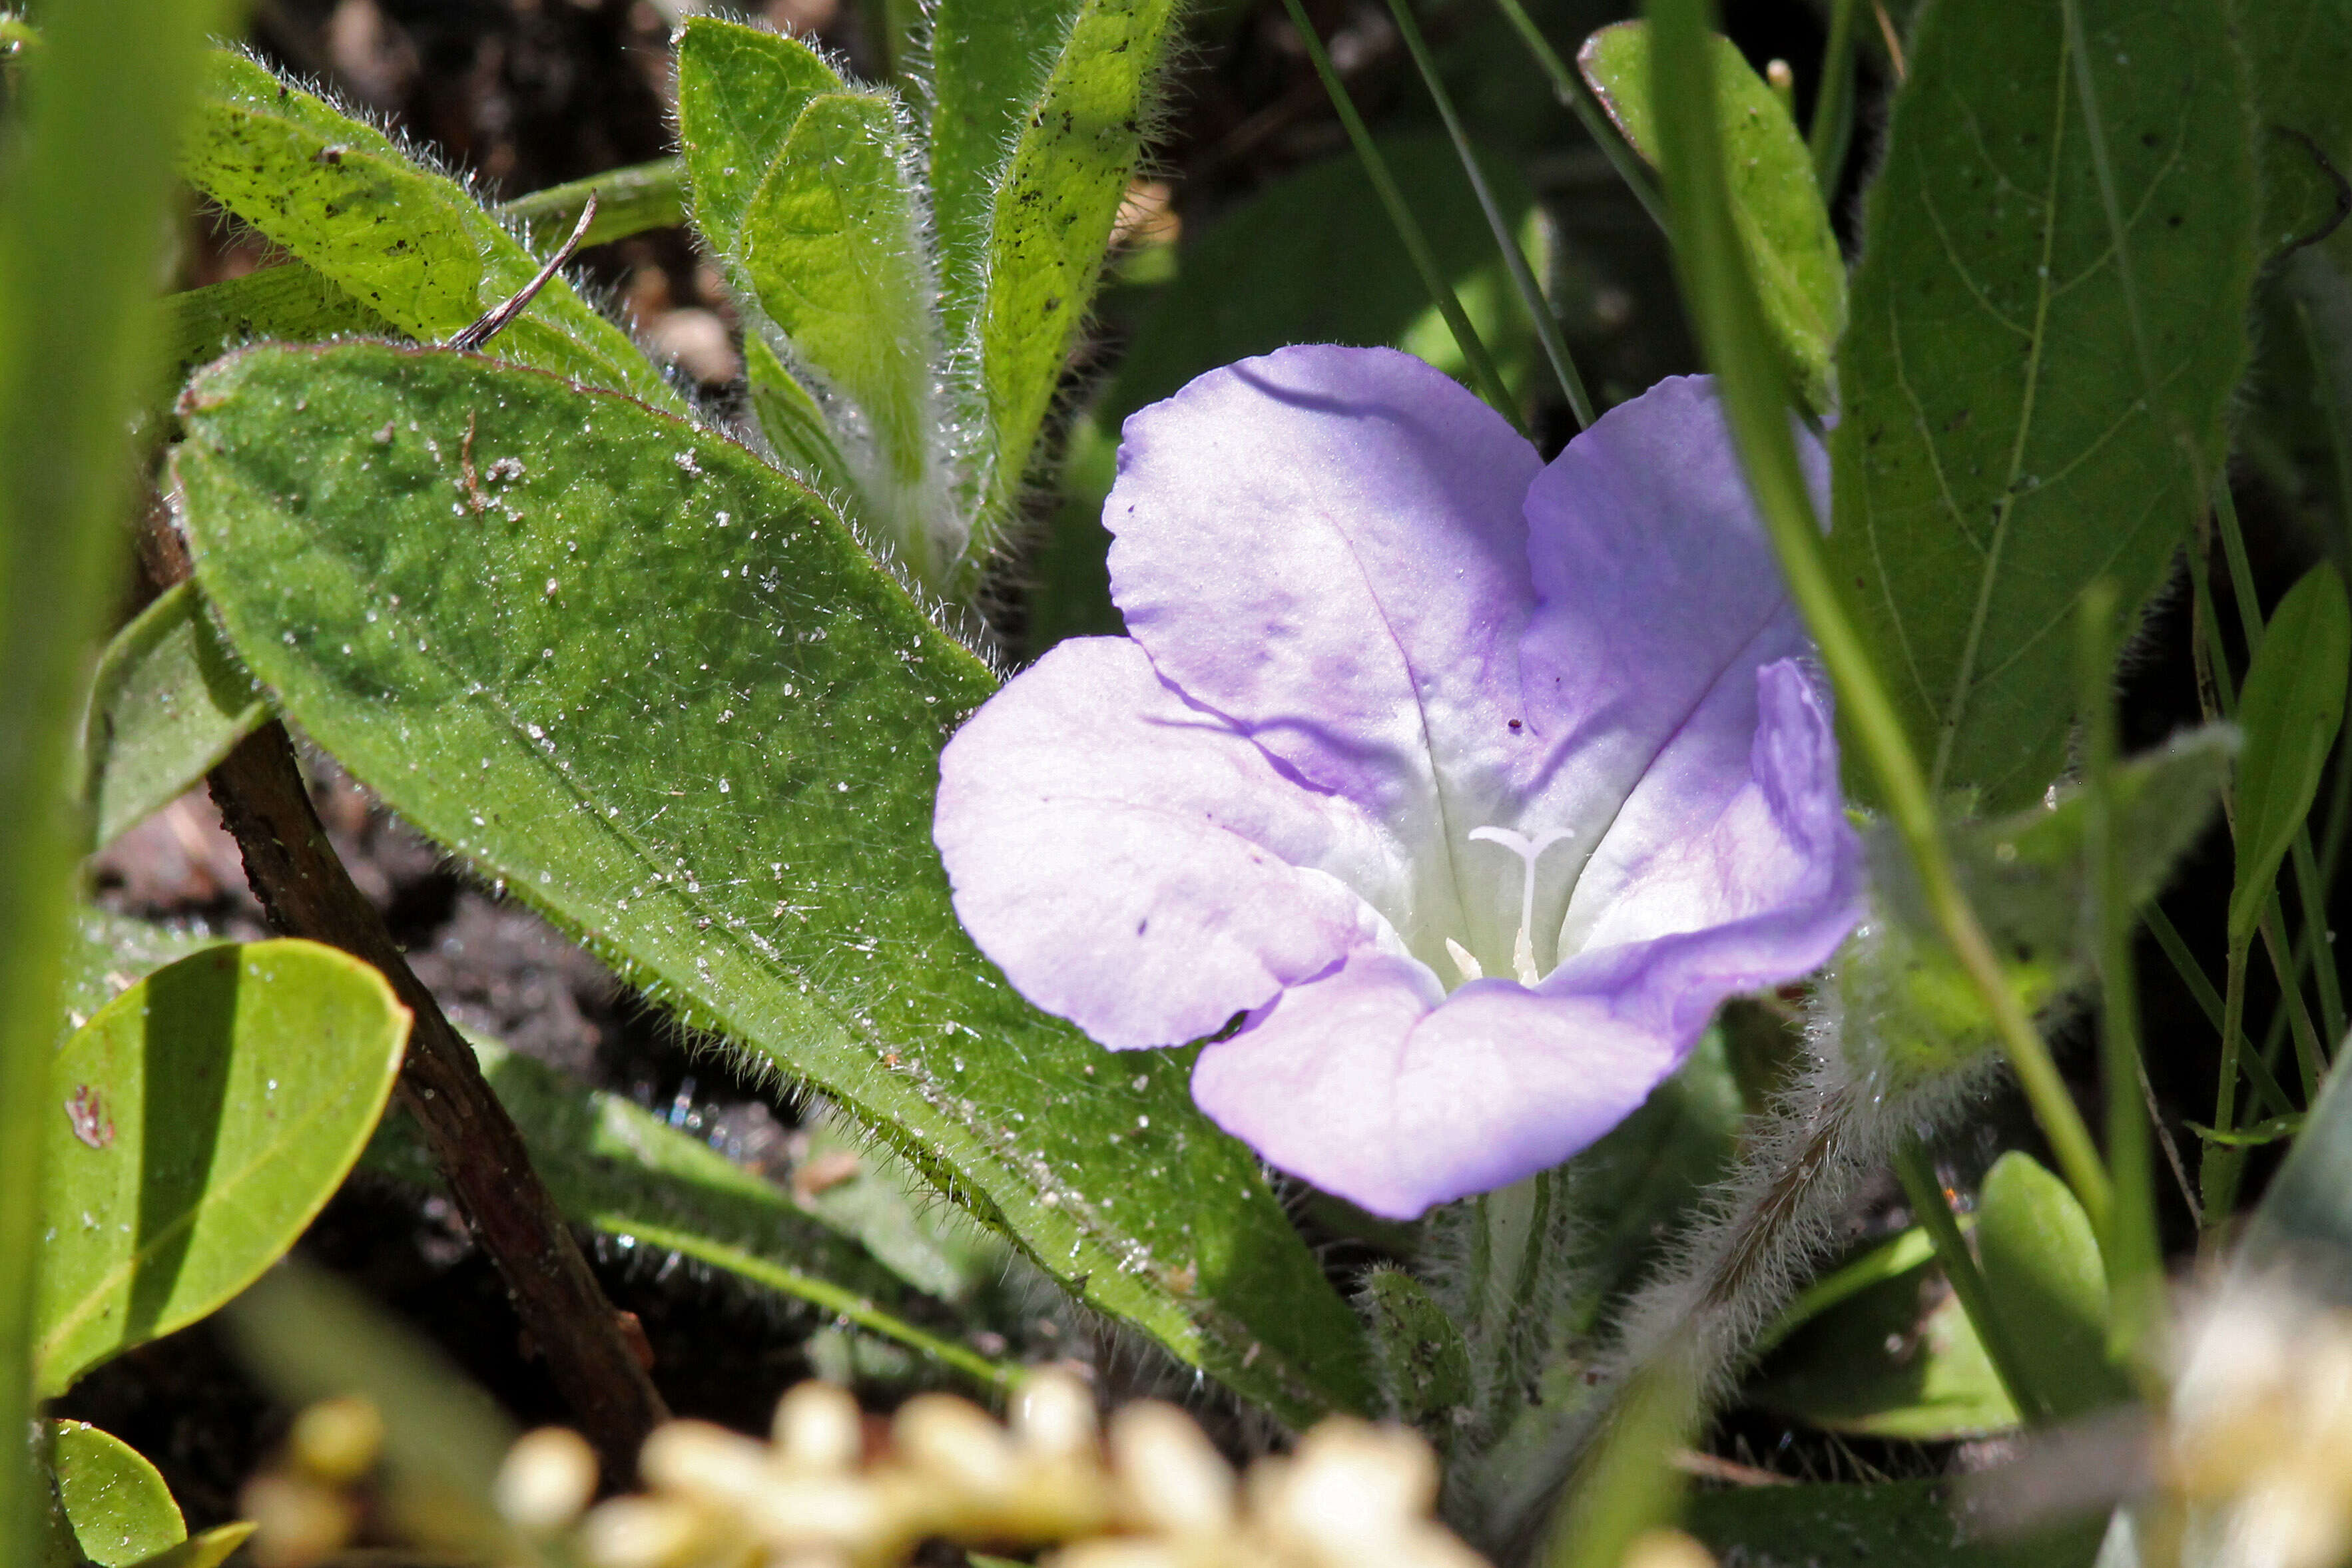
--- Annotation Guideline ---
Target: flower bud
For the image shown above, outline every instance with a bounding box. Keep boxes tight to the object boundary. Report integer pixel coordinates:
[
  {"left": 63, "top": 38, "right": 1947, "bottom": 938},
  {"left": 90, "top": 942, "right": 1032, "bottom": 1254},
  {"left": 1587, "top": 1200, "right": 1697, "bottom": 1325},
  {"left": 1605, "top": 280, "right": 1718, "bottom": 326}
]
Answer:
[
  {"left": 894, "top": 1393, "right": 1021, "bottom": 1503},
  {"left": 1108, "top": 1402, "right": 1235, "bottom": 1537},
  {"left": 1016, "top": 1369, "right": 1100, "bottom": 1460},
  {"left": 288, "top": 1395, "right": 383, "bottom": 1484},
  {"left": 640, "top": 1418, "right": 773, "bottom": 1506},
  {"left": 495, "top": 1426, "right": 599, "bottom": 1534},
  {"left": 774, "top": 1380, "right": 864, "bottom": 1472},
  {"left": 577, "top": 1495, "right": 709, "bottom": 1568}
]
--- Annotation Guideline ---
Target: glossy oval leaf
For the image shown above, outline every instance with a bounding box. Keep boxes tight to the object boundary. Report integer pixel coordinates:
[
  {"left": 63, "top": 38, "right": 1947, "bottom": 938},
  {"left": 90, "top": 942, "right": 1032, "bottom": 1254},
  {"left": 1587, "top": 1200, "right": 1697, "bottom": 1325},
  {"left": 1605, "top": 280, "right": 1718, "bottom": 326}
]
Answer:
[
  {"left": 82, "top": 583, "right": 266, "bottom": 851},
  {"left": 172, "top": 342, "right": 1374, "bottom": 1426},
  {"left": 181, "top": 51, "right": 677, "bottom": 411},
  {"left": 1577, "top": 19, "right": 1842, "bottom": 411},
  {"left": 35, "top": 940, "right": 411, "bottom": 1396},
  {"left": 976, "top": 0, "right": 1180, "bottom": 537},
  {"left": 1974, "top": 1152, "right": 2130, "bottom": 1421},
  {"left": 49, "top": 1422, "right": 182, "bottom": 1568},
  {"left": 2228, "top": 563, "right": 2351, "bottom": 943},
  {"left": 1687, "top": 1478, "right": 2102, "bottom": 1568},
  {"left": 1825, "top": 0, "right": 2259, "bottom": 813}
]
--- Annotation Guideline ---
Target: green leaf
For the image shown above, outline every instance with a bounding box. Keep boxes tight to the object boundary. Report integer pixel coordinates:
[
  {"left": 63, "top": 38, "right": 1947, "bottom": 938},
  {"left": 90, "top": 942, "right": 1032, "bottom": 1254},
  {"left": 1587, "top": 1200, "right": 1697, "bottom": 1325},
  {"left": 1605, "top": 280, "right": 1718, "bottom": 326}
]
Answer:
[
  {"left": 180, "top": 51, "right": 676, "bottom": 411},
  {"left": 81, "top": 583, "right": 266, "bottom": 851},
  {"left": 34, "top": 940, "right": 410, "bottom": 1396},
  {"left": 2233, "top": 0, "right": 2352, "bottom": 257},
  {"left": 928, "top": 0, "right": 1084, "bottom": 330},
  {"left": 1686, "top": 1478, "right": 2102, "bottom": 1567},
  {"left": 975, "top": 0, "right": 1180, "bottom": 533},
  {"left": 1029, "top": 134, "right": 1546, "bottom": 649},
  {"left": 122, "top": 1525, "right": 252, "bottom": 1568},
  {"left": 172, "top": 342, "right": 1374, "bottom": 1426},
  {"left": 1576, "top": 20, "right": 1844, "bottom": 411},
  {"left": 48, "top": 1422, "right": 182, "bottom": 1568},
  {"left": 1358, "top": 1266, "right": 1475, "bottom": 1437},
  {"left": 1974, "top": 1152, "right": 2129, "bottom": 1420},
  {"left": 2249, "top": 1025, "right": 2352, "bottom": 1265},
  {"left": 363, "top": 1037, "right": 1018, "bottom": 1390},
  {"left": 2228, "top": 563, "right": 2351, "bottom": 942},
  {"left": 737, "top": 91, "right": 958, "bottom": 583},
  {"left": 1853, "top": 724, "right": 2233, "bottom": 1079},
  {"left": 1745, "top": 1249, "right": 2021, "bottom": 1440},
  {"left": 1825, "top": 0, "right": 2259, "bottom": 813},
  {"left": 60, "top": 914, "right": 222, "bottom": 1043},
  {"left": 163, "top": 265, "right": 388, "bottom": 387},
  {"left": 675, "top": 19, "right": 844, "bottom": 260}
]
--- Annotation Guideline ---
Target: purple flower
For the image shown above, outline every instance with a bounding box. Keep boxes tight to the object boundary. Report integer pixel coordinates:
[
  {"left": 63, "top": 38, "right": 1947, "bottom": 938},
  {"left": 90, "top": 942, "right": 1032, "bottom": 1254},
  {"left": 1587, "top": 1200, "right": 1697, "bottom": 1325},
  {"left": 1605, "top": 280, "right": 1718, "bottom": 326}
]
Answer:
[{"left": 935, "top": 348, "right": 1863, "bottom": 1219}]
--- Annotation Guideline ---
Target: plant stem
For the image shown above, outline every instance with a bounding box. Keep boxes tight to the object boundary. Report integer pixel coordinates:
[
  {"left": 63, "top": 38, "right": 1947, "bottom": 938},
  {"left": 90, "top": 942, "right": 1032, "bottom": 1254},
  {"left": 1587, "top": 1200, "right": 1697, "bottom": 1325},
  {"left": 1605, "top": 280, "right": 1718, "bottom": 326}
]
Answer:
[
  {"left": 1891, "top": 1141, "right": 2050, "bottom": 1422},
  {"left": 1807, "top": 0, "right": 1861, "bottom": 188},
  {"left": 2201, "top": 932, "right": 2255, "bottom": 1229},
  {"left": 1279, "top": 0, "right": 1524, "bottom": 429},
  {"left": 2146, "top": 904, "right": 2297, "bottom": 1119},
  {"left": 0, "top": 0, "right": 228, "bottom": 1553},
  {"left": 1643, "top": 0, "right": 2112, "bottom": 1233},
  {"left": 2080, "top": 583, "right": 2160, "bottom": 1362},
  {"left": 501, "top": 158, "right": 687, "bottom": 251},
  {"left": 1487, "top": 0, "right": 1668, "bottom": 233},
  {"left": 2259, "top": 898, "right": 2328, "bottom": 1098},
  {"left": 1384, "top": 0, "right": 1596, "bottom": 428}
]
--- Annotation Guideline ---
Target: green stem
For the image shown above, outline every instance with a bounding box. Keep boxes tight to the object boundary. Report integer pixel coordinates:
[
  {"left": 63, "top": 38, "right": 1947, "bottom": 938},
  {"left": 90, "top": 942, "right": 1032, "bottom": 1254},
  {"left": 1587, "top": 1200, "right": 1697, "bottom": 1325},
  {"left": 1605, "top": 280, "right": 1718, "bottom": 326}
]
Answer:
[
  {"left": 1892, "top": 1141, "right": 2051, "bottom": 1422},
  {"left": 1279, "top": 0, "right": 1524, "bottom": 429},
  {"left": 2259, "top": 896, "right": 2328, "bottom": 1098},
  {"left": 2146, "top": 903, "right": 2297, "bottom": 1119},
  {"left": 2201, "top": 932, "right": 2255, "bottom": 1229},
  {"left": 1807, "top": 0, "right": 1861, "bottom": 188},
  {"left": 0, "top": 0, "right": 232, "bottom": 1554},
  {"left": 1486, "top": 0, "right": 1669, "bottom": 233},
  {"left": 2291, "top": 831, "right": 2347, "bottom": 1049},
  {"left": 1384, "top": 0, "right": 1596, "bottom": 428},
  {"left": 1644, "top": 0, "right": 2112, "bottom": 1234},
  {"left": 2080, "top": 585, "right": 2160, "bottom": 1362},
  {"left": 500, "top": 158, "right": 687, "bottom": 250}
]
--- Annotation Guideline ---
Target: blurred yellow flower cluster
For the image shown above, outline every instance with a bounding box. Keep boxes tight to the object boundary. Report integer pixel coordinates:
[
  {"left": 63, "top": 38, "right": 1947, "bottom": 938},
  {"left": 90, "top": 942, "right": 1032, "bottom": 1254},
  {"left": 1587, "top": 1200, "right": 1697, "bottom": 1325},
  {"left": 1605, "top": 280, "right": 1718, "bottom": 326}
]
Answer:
[{"left": 502, "top": 1372, "right": 1493, "bottom": 1568}]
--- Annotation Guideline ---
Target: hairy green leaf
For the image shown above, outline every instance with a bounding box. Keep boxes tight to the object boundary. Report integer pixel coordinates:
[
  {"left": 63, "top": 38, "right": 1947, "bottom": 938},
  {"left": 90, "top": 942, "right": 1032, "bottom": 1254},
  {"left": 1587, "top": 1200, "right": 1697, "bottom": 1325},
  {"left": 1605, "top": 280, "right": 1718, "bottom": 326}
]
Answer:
[
  {"left": 35, "top": 941, "right": 409, "bottom": 1396},
  {"left": 81, "top": 584, "right": 266, "bottom": 851},
  {"left": 181, "top": 52, "right": 675, "bottom": 409},
  {"left": 928, "top": 0, "right": 1083, "bottom": 333},
  {"left": 364, "top": 1037, "right": 1018, "bottom": 1390},
  {"left": 48, "top": 1422, "right": 182, "bottom": 1568},
  {"left": 1576, "top": 19, "right": 1843, "bottom": 410},
  {"left": 1747, "top": 1258, "right": 2020, "bottom": 1439},
  {"left": 163, "top": 265, "right": 387, "bottom": 386},
  {"left": 1975, "top": 1152, "right": 2128, "bottom": 1420},
  {"left": 2229, "top": 563, "right": 2350, "bottom": 941},
  {"left": 738, "top": 91, "right": 957, "bottom": 583},
  {"left": 675, "top": 19, "right": 844, "bottom": 259},
  {"left": 1358, "top": 1267, "right": 1475, "bottom": 1437},
  {"left": 2234, "top": 0, "right": 2352, "bottom": 258},
  {"left": 174, "top": 342, "right": 1374, "bottom": 1425},
  {"left": 976, "top": 0, "right": 1179, "bottom": 535},
  {"left": 1827, "top": 0, "right": 2259, "bottom": 812}
]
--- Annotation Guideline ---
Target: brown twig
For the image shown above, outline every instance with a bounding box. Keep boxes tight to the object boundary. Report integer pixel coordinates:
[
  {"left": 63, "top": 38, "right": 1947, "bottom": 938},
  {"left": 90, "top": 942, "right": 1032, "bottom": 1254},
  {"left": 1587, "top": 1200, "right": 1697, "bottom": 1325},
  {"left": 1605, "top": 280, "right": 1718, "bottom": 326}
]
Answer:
[{"left": 141, "top": 518, "right": 667, "bottom": 1480}]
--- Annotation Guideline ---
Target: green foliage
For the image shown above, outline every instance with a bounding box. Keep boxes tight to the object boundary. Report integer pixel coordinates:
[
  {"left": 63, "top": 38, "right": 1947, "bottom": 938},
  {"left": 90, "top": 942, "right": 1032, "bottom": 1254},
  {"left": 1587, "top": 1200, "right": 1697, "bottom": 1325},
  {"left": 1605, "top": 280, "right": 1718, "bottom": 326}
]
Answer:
[
  {"left": 47, "top": 1422, "right": 181, "bottom": 1568},
  {"left": 81, "top": 584, "right": 265, "bottom": 851},
  {"left": 1686, "top": 1478, "right": 2102, "bottom": 1567},
  {"left": 928, "top": 0, "right": 1083, "bottom": 319},
  {"left": 2227, "top": 563, "right": 2350, "bottom": 942},
  {"left": 34, "top": 941, "right": 408, "bottom": 1398},
  {"left": 1360, "top": 1267, "right": 1476, "bottom": 1436},
  {"left": 677, "top": 20, "right": 845, "bottom": 258},
  {"left": 178, "top": 53, "right": 677, "bottom": 411},
  {"left": 0, "top": 1, "right": 232, "bottom": 1553},
  {"left": 1576, "top": 19, "right": 1843, "bottom": 410},
  {"left": 1974, "top": 1152, "right": 2129, "bottom": 1420},
  {"left": 364, "top": 1037, "right": 1018, "bottom": 1389},
  {"left": 2248, "top": 991, "right": 2352, "bottom": 1268},
  {"left": 974, "top": 0, "right": 1178, "bottom": 532},
  {"left": 1825, "top": 0, "right": 2259, "bottom": 814},
  {"left": 172, "top": 342, "right": 1372, "bottom": 1425},
  {"left": 1851, "top": 727, "right": 2233, "bottom": 1079}
]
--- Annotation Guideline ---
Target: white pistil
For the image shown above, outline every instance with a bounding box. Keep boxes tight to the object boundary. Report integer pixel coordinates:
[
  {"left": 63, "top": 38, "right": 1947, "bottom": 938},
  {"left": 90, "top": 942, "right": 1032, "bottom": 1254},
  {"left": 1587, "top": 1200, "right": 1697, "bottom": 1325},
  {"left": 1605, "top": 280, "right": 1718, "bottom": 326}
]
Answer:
[
  {"left": 1444, "top": 939, "right": 1484, "bottom": 985},
  {"left": 1466, "top": 826, "right": 1576, "bottom": 985}
]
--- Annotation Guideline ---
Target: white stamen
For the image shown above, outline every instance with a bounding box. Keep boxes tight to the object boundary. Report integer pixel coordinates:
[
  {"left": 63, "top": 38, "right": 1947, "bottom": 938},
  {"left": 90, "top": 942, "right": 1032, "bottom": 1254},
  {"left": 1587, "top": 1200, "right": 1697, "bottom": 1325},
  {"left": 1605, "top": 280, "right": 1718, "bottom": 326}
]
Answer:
[
  {"left": 1467, "top": 826, "right": 1576, "bottom": 985},
  {"left": 1444, "top": 938, "right": 1484, "bottom": 985}
]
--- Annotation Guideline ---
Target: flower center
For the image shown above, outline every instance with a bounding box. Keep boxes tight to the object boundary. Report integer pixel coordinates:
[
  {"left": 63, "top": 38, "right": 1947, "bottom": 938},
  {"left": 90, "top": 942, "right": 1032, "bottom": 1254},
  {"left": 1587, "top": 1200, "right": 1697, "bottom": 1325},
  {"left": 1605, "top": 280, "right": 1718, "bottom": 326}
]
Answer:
[{"left": 1446, "top": 826, "right": 1575, "bottom": 986}]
